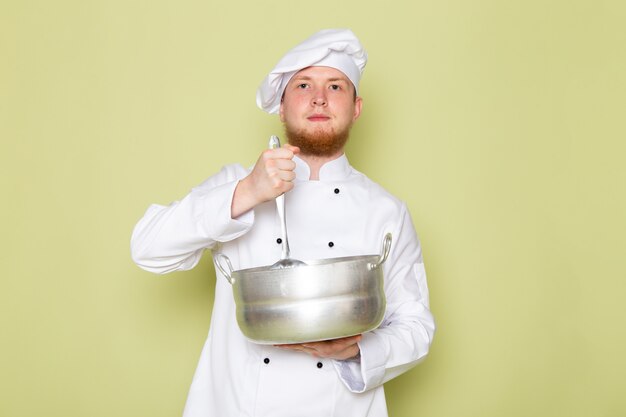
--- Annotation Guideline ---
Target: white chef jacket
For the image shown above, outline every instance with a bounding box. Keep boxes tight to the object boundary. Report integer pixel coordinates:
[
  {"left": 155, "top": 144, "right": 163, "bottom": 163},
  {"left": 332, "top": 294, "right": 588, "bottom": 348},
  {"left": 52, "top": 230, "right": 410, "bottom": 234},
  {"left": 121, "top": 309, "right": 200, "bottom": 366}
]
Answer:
[{"left": 131, "top": 154, "right": 435, "bottom": 417}]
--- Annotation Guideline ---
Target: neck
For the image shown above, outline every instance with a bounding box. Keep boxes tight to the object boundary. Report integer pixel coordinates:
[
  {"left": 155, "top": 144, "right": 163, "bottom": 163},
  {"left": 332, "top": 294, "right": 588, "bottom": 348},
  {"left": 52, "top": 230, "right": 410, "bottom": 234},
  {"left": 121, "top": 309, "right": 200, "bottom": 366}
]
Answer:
[{"left": 298, "top": 150, "right": 344, "bottom": 180}]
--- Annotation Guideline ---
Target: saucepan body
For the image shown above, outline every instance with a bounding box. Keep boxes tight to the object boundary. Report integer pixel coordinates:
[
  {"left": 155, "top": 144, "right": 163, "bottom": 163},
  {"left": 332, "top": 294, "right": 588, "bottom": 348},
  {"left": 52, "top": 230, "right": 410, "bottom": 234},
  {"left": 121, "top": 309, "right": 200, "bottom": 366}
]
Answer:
[{"left": 215, "top": 233, "right": 391, "bottom": 344}]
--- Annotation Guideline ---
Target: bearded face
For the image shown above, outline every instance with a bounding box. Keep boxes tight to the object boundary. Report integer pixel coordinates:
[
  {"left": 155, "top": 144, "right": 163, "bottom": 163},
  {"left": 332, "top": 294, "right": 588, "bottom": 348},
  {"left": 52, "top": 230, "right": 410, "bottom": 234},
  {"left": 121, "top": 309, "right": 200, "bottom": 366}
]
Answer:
[{"left": 279, "top": 66, "right": 362, "bottom": 158}]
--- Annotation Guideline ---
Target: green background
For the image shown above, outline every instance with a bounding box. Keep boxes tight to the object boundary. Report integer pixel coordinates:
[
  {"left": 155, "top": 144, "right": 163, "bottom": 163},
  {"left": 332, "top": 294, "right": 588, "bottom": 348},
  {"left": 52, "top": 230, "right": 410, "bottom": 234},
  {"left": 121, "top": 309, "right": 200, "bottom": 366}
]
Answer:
[{"left": 2, "top": 0, "right": 625, "bottom": 416}]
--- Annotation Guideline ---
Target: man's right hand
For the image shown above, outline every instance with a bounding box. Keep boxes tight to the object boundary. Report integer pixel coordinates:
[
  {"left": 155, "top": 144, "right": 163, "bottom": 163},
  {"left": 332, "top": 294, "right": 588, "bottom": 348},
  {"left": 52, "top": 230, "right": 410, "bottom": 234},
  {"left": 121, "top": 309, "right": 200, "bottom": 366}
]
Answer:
[{"left": 231, "top": 144, "right": 300, "bottom": 218}]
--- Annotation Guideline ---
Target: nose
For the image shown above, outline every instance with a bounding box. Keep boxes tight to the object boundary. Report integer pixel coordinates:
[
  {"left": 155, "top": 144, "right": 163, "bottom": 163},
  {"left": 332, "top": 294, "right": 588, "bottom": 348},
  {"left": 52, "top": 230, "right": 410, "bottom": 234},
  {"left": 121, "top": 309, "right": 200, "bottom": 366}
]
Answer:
[{"left": 311, "top": 90, "right": 327, "bottom": 106}]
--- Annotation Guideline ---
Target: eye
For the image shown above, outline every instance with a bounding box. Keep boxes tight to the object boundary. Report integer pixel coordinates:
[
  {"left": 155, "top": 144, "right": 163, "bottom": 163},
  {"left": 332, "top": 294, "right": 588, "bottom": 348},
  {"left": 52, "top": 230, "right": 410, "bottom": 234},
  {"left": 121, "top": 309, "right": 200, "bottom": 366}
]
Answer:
[
  {"left": 297, "top": 83, "right": 309, "bottom": 89},
  {"left": 329, "top": 84, "right": 341, "bottom": 91}
]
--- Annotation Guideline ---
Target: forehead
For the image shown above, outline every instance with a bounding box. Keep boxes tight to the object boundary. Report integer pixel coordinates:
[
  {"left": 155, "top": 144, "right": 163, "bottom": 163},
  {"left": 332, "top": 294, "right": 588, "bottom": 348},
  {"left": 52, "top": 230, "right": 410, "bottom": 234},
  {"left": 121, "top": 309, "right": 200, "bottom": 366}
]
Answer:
[{"left": 289, "top": 66, "right": 352, "bottom": 84}]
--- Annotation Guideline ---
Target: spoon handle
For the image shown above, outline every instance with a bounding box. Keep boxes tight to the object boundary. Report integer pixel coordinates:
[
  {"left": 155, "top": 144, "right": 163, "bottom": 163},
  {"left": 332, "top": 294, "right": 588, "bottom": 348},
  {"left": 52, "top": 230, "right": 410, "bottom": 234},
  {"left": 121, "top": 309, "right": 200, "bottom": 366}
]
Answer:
[{"left": 269, "top": 135, "right": 291, "bottom": 261}]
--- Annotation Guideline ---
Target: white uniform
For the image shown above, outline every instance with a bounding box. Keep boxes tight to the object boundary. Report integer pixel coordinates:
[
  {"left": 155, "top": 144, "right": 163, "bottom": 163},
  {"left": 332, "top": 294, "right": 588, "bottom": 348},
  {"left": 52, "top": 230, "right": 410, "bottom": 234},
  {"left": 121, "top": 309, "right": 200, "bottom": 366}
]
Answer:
[{"left": 131, "top": 155, "right": 435, "bottom": 417}]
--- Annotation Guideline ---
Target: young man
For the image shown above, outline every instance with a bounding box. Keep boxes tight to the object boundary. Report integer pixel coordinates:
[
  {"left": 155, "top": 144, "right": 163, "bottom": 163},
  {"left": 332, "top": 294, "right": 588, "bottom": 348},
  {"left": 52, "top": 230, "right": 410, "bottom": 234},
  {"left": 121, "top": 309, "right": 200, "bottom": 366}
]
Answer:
[{"left": 131, "top": 29, "right": 435, "bottom": 417}]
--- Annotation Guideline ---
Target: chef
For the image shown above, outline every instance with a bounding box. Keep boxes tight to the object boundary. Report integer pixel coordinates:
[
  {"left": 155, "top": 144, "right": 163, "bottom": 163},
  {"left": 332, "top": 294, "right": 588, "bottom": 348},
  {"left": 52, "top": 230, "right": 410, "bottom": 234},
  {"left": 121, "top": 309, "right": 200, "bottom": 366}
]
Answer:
[{"left": 131, "top": 29, "right": 435, "bottom": 417}]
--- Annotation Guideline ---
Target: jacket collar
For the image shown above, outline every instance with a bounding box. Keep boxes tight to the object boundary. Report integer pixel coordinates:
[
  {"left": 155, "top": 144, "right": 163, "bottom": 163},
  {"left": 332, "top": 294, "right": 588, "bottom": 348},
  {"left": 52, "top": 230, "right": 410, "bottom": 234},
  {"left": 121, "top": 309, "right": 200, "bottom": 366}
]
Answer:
[{"left": 293, "top": 154, "right": 352, "bottom": 182}]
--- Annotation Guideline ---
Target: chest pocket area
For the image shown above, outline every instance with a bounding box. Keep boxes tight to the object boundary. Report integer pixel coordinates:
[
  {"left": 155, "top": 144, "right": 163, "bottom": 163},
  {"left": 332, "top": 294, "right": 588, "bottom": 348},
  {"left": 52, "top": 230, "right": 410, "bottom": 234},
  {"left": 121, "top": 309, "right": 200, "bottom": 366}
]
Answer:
[{"left": 254, "top": 348, "right": 338, "bottom": 417}]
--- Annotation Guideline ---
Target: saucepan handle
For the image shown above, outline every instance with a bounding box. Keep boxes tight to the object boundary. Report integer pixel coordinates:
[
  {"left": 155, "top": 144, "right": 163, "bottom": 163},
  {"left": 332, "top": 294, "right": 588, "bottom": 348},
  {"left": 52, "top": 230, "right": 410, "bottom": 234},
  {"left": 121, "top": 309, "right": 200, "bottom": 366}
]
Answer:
[
  {"left": 369, "top": 233, "right": 392, "bottom": 270},
  {"left": 214, "top": 253, "right": 234, "bottom": 284}
]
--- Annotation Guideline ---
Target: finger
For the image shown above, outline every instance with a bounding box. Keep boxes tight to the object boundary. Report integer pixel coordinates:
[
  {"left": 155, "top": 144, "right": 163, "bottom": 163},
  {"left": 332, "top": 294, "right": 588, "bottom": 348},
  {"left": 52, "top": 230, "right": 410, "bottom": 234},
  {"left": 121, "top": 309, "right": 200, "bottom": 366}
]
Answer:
[
  {"left": 274, "top": 170, "right": 296, "bottom": 183},
  {"left": 321, "top": 335, "right": 361, "bottom": 350},
  {"left": 271, "top": 158, "right": 296, "bottom": 171},
  {"left": 275, "top": 343, "right": 305, "bottom": 350},
  {"left": 337, "top": 335, "right": 362, "bottom": 346},
  {"left": 304, "top": 337, "right": 361, "bottom": 357},
  {"left": 262, "top": 162, "right": 295, "bottom": 185},
  {"left": 276, "top": 344, "right": 318, "bottom": 356},
  {"left": 266, "top": 173, "right": 296, "bottom": 194},
  {"left": 264, "top": 147, "right": 296, "bottom": 160},
  {"left": 284, "top": 144, "right": 300, "bottom": 154},
  {"left": 308, "top": 343, "right": 355, "bottom": 359}
]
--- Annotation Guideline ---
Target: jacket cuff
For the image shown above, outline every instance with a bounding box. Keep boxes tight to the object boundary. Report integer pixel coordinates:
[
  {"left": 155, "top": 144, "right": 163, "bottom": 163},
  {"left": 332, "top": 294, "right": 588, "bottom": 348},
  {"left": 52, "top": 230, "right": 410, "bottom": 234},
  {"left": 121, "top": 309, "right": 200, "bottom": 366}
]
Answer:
[
  {"left": 195, "top": 179, "right": 254, "bottom": 242},
  {"left": 332, "top": 331, "right": 386, "bottom": 393}
]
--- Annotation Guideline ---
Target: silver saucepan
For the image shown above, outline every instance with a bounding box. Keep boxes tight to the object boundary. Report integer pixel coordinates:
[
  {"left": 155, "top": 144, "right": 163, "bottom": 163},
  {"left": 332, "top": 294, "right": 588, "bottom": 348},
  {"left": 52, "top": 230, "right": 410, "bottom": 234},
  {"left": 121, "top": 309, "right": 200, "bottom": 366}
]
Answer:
[{"left": 214, "top": 233, "right": 392, "bottom": 344}]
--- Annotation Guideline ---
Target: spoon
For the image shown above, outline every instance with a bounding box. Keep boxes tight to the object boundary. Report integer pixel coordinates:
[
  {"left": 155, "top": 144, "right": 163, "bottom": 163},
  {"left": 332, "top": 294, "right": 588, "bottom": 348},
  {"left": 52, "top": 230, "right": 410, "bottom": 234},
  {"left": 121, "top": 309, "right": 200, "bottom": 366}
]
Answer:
[{"left": 268, "top": 135, "right": 306, "bottom": 269}]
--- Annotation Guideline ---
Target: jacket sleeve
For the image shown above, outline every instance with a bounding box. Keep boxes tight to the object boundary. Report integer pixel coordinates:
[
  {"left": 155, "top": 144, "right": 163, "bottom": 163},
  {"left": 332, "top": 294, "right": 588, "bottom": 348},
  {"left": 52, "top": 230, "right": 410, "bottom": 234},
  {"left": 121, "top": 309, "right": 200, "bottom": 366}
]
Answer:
[
  {"left": 130, "top": 164, "right": 253, "bottom": 274},
  {"left": 333, "top": 204, "right": 435, "bottom": 392}
]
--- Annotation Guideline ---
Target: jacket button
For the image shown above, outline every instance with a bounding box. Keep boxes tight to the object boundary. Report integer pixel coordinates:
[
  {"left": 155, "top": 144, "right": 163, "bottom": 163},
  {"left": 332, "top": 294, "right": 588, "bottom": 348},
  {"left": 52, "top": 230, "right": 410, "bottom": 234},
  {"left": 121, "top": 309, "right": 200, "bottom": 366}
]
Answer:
[
  {"left": 317, "top": 362, "right": 323, "bottom": 369},
  {"left": 334, "top": 188, "right": 340, "bottom": 194},
  {"left": 276, "top": 238, "right": 282, "bottom": 244},
  {"left": 328, "top": 241, "right": 334, "bottom": 248},
  {"left": 264, "top": 358, "right": 270, "bottom": 364}
]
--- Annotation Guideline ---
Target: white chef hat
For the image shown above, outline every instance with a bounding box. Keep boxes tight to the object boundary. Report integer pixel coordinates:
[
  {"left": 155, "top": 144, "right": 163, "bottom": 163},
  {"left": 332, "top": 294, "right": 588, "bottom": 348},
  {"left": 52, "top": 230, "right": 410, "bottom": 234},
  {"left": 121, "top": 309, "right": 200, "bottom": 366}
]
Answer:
[{"left": 256, "top": 28, "right": 367, "bottom": 114}]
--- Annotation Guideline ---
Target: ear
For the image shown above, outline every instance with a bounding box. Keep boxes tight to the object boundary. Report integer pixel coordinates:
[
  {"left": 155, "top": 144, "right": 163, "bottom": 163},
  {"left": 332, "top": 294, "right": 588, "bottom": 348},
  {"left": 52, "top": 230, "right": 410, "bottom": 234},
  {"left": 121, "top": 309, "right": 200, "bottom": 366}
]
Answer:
[
  {"left": 279, "top": 100, "right": 285, "bottom": 122},
  {"left": 352, "top": 96, "right": 363, "bottom": 121}
]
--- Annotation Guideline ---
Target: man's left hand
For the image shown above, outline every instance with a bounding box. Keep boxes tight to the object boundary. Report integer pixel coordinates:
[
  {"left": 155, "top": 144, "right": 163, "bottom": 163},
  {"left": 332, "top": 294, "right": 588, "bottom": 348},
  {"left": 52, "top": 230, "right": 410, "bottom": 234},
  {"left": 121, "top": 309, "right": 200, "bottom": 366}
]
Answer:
[{"left": 275, "top": 335, "right": 361, "bottom": 360}]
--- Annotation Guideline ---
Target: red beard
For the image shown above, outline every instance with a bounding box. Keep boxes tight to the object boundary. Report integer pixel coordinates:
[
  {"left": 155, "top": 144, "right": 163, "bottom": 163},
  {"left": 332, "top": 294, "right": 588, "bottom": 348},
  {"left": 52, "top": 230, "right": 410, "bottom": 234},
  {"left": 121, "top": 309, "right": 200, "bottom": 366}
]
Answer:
[{"left": 284, "top": 122, "right": 352, "bottom": 157}]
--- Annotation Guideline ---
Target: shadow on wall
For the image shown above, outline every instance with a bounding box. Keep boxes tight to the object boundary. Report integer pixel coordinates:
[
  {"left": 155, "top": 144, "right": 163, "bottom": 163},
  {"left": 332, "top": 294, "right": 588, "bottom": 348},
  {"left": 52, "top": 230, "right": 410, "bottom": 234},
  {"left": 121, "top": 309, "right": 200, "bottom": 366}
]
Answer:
[
  {"left": 135, "top": 253, "right": 217, "bottom": 318},
  {"left": 384, "top": 358, "right": 438, "bottom": 416}
]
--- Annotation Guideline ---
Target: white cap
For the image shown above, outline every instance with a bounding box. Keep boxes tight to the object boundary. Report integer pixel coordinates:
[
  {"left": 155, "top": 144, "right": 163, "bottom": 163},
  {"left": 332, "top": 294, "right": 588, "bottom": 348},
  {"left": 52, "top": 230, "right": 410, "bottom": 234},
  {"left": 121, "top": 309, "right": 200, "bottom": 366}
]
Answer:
[{"left": 256, "top": 29, "right": 367, "bottom": 114}]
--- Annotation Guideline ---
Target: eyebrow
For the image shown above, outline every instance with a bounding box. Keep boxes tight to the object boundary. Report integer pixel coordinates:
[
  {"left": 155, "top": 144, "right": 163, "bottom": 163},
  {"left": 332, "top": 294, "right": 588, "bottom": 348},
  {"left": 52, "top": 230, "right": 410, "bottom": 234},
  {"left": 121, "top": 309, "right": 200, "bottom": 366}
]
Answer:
[{"left": 291, "top": 76, "right": 349, "bottom": 83}]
